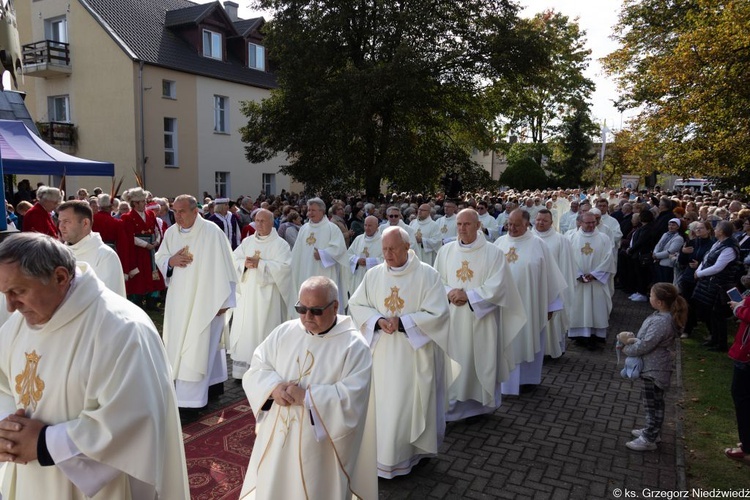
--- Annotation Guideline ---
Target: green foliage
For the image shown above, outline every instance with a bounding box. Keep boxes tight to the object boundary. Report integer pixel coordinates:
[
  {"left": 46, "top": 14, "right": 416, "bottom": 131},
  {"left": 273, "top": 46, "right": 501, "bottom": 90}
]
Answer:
[
  {"left": 487, "top": 10, "right": 594, "bottom": 144},
  {"left": 241, "top": 0, "right": 537, "bottom": 198},
  {"left": 499, "top": 156, "right": 548, "bottom": 190},
  {"left": 603, "top": 0, "right": 750, "bottom": 192},
  {"left": 548, "top": 106, "right": 598, "bottom": 187}
]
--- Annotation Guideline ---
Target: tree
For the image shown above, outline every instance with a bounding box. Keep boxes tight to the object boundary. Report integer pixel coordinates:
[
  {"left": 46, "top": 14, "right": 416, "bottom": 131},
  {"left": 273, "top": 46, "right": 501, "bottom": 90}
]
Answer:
[
  {"left": 486, "top": 10, "right": 594, "bottom": 144},
  {"left": 499, "top": 157, "right": 548, "bottom": 190},
  {"left": 603, "top": 0, "right": 750, "bottom": 192},
  {"left": 241, "top": 0, "right": 538, "bottom": 198},
  {"left": 548, "top": 105, "right": 598, "bottom": 187}
]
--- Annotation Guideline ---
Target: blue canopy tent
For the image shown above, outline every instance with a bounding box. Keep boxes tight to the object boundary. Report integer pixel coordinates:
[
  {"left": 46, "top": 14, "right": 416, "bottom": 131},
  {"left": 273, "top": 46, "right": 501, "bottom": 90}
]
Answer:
[{"left": 0, "top": 119, "right": 114, "bottom": 231}]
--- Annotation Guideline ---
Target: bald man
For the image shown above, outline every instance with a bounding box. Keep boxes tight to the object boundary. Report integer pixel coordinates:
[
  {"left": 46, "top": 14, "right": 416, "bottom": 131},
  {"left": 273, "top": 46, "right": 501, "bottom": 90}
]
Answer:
[{"left": 345, "top": 215, "right": 384, "bottom": 299}]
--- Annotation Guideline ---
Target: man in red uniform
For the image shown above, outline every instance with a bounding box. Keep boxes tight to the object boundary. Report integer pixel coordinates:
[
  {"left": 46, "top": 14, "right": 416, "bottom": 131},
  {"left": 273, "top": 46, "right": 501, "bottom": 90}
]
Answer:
[
  {"left": 20, "top": 186, "right": 62, "bottom": 237},
  {"left": 120, "top": 187, "right": 165, "bottom": 309},
  {"left": 92, "top": 193, "right": 135, "bottom": 280}
]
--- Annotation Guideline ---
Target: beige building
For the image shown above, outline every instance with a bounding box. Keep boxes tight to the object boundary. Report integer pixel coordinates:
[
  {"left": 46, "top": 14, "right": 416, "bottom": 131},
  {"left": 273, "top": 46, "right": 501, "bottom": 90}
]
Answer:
[{"left": 16, "top": 0, "right": 292, "bottom": 199}]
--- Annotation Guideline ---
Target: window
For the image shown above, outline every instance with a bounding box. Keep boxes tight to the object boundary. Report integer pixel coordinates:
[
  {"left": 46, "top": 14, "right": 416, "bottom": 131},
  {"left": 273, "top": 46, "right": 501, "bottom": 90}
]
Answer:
[
  {"left": 248, "top": 43, "right": 265, "bottom": 71},
  {"left": 164, "top": 117, "right": 177, "bottom": 167},
  {"left": 214, "top": 95, "right": 228, "bottom": 133},
  {"left": 47, "top": 95, "right": 69, "bottom": 122},
  {"left": 262, "top": 173, "right": 276, "bottom": 196},
  {"left": 202, "top": 30, "right": 222, "bottom": 60},
  {"left": 215, "top": 172, "right": 229, "bottom": 198},
  {"left": 45, "top": 16, "right": 68, "bottom": 43},
  {"left": 162, "top": 80, "right": 176, "bottom": 99}
]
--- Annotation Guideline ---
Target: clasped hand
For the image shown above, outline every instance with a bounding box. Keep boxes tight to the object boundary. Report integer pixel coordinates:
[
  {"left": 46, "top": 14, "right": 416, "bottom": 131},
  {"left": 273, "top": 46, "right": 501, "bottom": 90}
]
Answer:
[
  {"left": 0, "top": 409, "right": 45, "bottom": 464},
  {"left": 271, "top": 382, "right": 305, "bottom": 407},
  {"left": 245, "top": 256, "right": 260, "bottom": 269},
  {"left": 377, "top": 317, "right": 400, "bottom": 334},
  {"left": 448, "top": 288, "right": 468, "bottom": 306}
]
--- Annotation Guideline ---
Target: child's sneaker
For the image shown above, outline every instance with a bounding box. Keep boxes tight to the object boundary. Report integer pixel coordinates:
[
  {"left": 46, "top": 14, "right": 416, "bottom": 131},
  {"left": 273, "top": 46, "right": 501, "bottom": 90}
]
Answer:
[
  {"left": 626, "top": 435, "right": 657, "bottom": 451},
  {"left": 631, "top": 428, "right": 661, "bottom": 443}
]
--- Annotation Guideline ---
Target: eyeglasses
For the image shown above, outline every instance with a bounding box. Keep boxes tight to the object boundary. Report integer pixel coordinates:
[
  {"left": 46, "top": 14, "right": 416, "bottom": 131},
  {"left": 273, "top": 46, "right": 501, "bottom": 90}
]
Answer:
[
  {"left": 294, "top": 300, "right": 335, "bottom": 316},
  {"left": 388, "top": 214, "right": 400, "bottom": 218}
]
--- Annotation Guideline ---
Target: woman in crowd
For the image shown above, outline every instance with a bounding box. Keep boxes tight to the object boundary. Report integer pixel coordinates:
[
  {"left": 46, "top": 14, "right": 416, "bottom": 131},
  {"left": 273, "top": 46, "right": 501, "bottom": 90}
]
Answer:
[
  {"left": 692, "top": 221, "right": 741, "bottom": 352},
  {"left": 349, "top": 206, "right": 365, "bottom": 240},
  {"left": 676, "top": 221, "right": 715, "bottom": 338},
  {"left": 282, "top": 210, "right": 302, "bottom": 248},
  {"left": 652, "top": 218, "right": 684, "bottom": 284},
  {"left": 626, "top": 209, "right": 658, "bottom": 302}
]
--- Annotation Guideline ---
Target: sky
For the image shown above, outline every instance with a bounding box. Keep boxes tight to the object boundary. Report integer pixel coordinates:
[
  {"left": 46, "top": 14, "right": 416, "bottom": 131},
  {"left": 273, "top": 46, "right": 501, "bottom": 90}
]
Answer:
[{"left": 199, "top": 0, "right": 632, "bottom": 133}]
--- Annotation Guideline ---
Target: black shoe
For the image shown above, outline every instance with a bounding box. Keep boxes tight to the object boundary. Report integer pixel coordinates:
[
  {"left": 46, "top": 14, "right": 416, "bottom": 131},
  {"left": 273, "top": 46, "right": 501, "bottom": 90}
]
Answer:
[{"left": 520, "top": 384, "right": 537, "bottom": 394}]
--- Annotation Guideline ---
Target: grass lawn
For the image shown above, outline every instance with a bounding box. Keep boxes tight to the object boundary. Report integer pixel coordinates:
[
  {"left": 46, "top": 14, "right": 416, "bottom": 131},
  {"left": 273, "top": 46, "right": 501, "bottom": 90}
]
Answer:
[{"left": 680, "top": 323, "right": 750, "bottom": 489}]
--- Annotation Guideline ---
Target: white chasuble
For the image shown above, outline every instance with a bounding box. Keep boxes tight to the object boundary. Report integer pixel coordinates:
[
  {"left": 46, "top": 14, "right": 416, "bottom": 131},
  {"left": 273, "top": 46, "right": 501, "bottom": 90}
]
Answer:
[
  {"left": 494, "top": 232, "right": 567, "bottom": 364},
  {"left": 348, "top": 251, "right": 453, "bottom": 478},
  {"left": 68, "top": 232, "right": 126, "bottom": 297},
  {"left": 434, "top": 236, "right": 525, "bottom": 418},
  {"left": 409, "top": 217, "right": 442, "bottom": 266},
  {"left": 344, "top": 232, "right": 383, "bottom": 301},
  {"left": 229, "top": 230, "right": 292, "bottom": 378},
  {"left": 436, "top": 215, "right": 457, "bottom": 243},
  {"left": 0, "top": 266, "right": 188, "bottom": 499},
  {"left": 379, "top": 220, "right": 418, "bottom": 250},
  {"left": 567, "top": 228, "right": 615, "bottom": 335},
  {"left": 241, "top": 316, "right": 376, "bottom": 500},
  {"left": 477, "top": 212, "right": 499, "bottom": 241},
  {"left": 289, "top": 219, "right": 347, "bottom": 314},
  {"left": 156, "top": 216, "right": 238, "bottom": 383},
  {"left": 534, "top": 227, "right": 578, "bottom": 358}
]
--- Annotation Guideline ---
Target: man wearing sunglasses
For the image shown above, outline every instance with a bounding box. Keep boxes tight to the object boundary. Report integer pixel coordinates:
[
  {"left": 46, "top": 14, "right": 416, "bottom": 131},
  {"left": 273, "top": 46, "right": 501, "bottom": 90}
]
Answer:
[
  {"left": 379, "top": 206, "right": 418, "bottom": 250},
  {"left": 241, "top": 276, "right": 376, "bottom": 499},
  {"left": 349, "top": 226, "right": 452, "bottom": 479}
]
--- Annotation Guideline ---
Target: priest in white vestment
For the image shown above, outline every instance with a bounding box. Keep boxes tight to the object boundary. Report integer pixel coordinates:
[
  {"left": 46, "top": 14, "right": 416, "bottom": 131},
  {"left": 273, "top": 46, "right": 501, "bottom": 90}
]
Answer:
[
  {"left": 241, "top": 277, "right": 376, "bottom": 500},
  {"left": 379, "top": 207, "right": 418, "bottom": 250},
  {"left": 57, "top": 201, "right": 127, "bottom": 297},
  {"left": 345, "top": 216, "right": 383, "bottom": 300},
  {"left": 533, "top": 209, "right": 577, "bottom": 358},
  {"left": 289, "top": 198, "right": 347, "bottom": 315},
  {"left": 409, "top": 204, "right": 442, "bottom": 266},
  {"left": 494, "top": 210, "right": 566, "bottom": 394},
  {"left": 229, "top": 209, "right": 292, "bottom": 380},
  {"left": 558, "top": 199, "right": 580, "bottom": 234},
  {"left": 436, "top": 200, "right": 458, "bottom": 244},
  {"left": 0, "top": 233, "right": 189, "bottom": 499},
  {"left": 434, "top": 209, "right": 525, "bottom": 421},
  {"left": 476, "top": 201, "right": 499, "bottom": 242},
  {"left": 156, "top": 195, "right": 238, "bottom": 408},
  {"left": 567, "top": 212, "right": 615, "bottom": 344},
  {"left": 349, "top": 227, "right": 453, "bottom": 478}
]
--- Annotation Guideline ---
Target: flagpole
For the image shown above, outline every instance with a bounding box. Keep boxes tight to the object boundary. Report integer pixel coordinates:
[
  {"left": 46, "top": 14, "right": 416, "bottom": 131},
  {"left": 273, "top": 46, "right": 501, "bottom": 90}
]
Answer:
[
  {"left": 599, "top": 121, "right": 609, "bottom": 187},
  {"left": 0, "top": 145, "right": 7, "bottom": 231}
]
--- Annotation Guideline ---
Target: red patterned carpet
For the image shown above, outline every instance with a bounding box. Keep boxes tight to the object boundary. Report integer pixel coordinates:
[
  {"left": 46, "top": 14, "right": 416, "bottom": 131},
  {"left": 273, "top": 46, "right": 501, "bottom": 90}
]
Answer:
[{"left": 183, "top": 400, "right": 256, "bottom": 500}]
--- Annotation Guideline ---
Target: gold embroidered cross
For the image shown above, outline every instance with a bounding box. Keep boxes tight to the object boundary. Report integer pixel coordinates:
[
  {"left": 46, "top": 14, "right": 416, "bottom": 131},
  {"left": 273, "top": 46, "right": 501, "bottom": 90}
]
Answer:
[
  {"left": 440, "top": 225, "right": 447, "bottom": 234},
  {"left": 253, "top": 250, "right": 261, "bottom": 259},
  {"left": 306, "top": 232, "right": 317, "bottom": 246},
  {"left": 416, "top": 229, "right": 422, "bottom": 239},
  {"left": 384, "top": 286, "right": 405, "bottom": 315},
  {"left": 363, "top": 247, "right": 369, "bottom": 258},
  {"left": 456, "top": 260, "right": 474, "bottom": 282},
  {"left": 506, "top": 247, "right": 519, "bottom": 263},
  {"left": 581, "top": 243, "right": 593, "bottom": 255},
  {"left": 16, "top": 350, "right": 44, "bottom": 411}
]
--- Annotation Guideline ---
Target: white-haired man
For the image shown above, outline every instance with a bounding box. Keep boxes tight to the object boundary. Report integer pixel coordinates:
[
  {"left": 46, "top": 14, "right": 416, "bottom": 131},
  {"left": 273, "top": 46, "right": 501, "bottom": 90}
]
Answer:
[
  {"left": 289, "top": 198, "right": 347, "bottom": 314},
  {"left": 229, "top": 208, "right": 292, "bottom": 380},
  {"left": 349, "top": 226, "right": 453, "bottom": 478},
  {"left": 241, "top": 276, "right": 376, "bottom": 499}
]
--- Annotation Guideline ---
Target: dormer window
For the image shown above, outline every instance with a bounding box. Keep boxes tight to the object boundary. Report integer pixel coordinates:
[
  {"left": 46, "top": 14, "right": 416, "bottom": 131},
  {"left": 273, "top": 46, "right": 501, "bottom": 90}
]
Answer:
[
  {"left": 248, "top": 43, "right": 265, "bottom": 71},
  {"left": 203, "top": 29, "right": 223, "bottom": 60}
]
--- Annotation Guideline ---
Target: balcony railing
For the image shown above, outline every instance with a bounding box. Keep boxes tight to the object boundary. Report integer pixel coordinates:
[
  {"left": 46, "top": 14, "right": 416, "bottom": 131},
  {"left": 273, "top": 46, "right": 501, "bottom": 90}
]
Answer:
[
  {"left": 37, "top": 122, "right": 77, "bottom": 151},
  {"left": 22, "top": 40, "right": 71, "bottom": 77}
]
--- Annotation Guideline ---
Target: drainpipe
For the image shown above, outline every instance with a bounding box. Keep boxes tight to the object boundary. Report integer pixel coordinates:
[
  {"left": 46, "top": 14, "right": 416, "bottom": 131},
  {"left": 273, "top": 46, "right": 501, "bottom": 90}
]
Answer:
[{"left": 139, "top": 60, "right": 146, "bottom": 187}]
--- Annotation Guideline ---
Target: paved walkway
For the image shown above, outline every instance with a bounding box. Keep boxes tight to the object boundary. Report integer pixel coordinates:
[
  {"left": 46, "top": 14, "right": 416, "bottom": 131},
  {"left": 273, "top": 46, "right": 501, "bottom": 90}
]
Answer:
[{"left": 189, "top": 289, "right": 682, "bottom": 499}]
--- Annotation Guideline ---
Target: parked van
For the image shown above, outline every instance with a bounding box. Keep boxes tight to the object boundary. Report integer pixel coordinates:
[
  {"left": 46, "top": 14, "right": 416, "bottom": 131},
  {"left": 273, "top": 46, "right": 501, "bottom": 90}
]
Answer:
[{"left": 672, "top": 178, "right": 714, "bottom": 193}]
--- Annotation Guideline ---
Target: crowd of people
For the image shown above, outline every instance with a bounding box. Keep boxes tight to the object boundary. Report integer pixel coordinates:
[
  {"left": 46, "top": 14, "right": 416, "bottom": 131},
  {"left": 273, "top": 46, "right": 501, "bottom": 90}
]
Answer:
[{"left": 1, "top": 179, "right": 750, "bottom": 497}]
